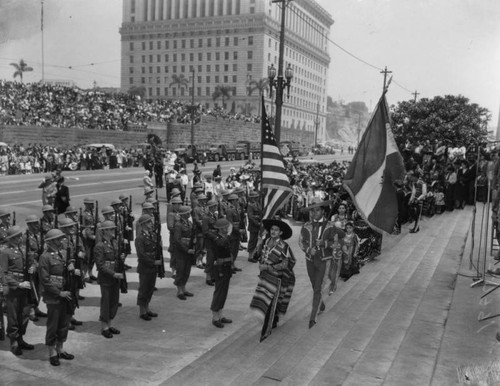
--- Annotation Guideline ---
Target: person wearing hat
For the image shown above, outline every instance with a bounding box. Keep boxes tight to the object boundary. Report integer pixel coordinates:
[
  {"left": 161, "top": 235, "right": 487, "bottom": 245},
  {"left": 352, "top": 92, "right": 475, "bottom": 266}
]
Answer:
[
  {"left": 119, "top": 194, "right": 135, "bottom": 257},
  {"left": 192, "top": 193, "right": 208, "bottom": 269},
  {"left": 207, "top": 218, "right": 233, "bottom": 328},
  {"left": 225, "top": 194, "right": 244, "bottom": 272},
  {"left": 135, "top": 214, "right": 162, "bottom": 321},
  {"left": 250, "top": 219, "right": 295, "bottom": 341},
  {"left": 219, "top": 190, "right": 232, "bottom": 218},
  {"left": 0, "top": 208, "right": 12, "bottom": 246},
  {"left": 41, "top": 205, "right": 56, "bottom": 236},
  {"left": 204, "top": 175, "right": 214, "bottom": 201},
  {"left": 111, "top": 199, "right": 131, "bottom": 260},
  {"left": 165, "top": 169, "right": 178, "bottom": 201},
  {"left": 63, "top": 206, "right": 79, "bottom": 226},
  {"left": 0, "top": 226, "right": 36, "bottom": 355},
  {"left": 213, "top": 176, "right": 224, "bottom": 203},
  {"left": 94, "top": 220, "right": 124, "bottom": 339},
  {"left": 166, "top": 196, "right": 184, "bottom": 279},
  {"left": 172, "top": 206, "right": 195, "bottom": 300},
  {"left": 54, "top": 177, "right": 70, "bottom": 215},
  {"left": 38, "top": 228, "right": 77, "bottom": 366},
  {"left": 39, "top": 175, "right": 57, "bottom": 206},
  {"left": 299, "top": 197, "right": 345, "bottom": 329},
  {"left": 202, "top": 199, "right": 220, "bottom": 286},
  {"left": 143, "top": 187, "right": 155, "bottom": 203},
  {"left": 24, "top": 215, "right": 48, "bottom": 321},
  {"left": 81, "top": 198, "right": 98, "bottom": 283},
  {"left": 247, "top": 191, "right": 262, "bottom": 263},
  {"left": 212, "top": 164, "right": 222, "bottom": 179},
  {"left": 409, "top": 170, "right": 427, "bottom": 233}
]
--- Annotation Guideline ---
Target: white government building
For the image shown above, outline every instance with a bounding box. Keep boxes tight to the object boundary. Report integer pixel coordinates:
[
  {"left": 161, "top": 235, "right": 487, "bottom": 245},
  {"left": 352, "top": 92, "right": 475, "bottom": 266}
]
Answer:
[{"left": 120, "top": 0, "right": 333, "bottom": 142}]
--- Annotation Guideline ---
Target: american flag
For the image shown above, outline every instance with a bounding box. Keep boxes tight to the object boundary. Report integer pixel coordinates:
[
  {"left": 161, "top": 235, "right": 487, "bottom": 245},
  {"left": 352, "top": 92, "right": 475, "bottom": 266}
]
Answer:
[{"left": 261, "top": 99, "right": 292, "bottom": 219}]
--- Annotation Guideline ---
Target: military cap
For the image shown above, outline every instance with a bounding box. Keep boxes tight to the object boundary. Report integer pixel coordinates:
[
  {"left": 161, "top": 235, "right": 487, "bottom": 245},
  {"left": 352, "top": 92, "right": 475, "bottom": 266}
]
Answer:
[
  {"left": 83, "top": 197, "right": 95, "bottom": 204},
  {"left": 170, "top": 196, "right": 183, "bottom": 205},
  {"left": 6, "top": 226, "right": 23, "bottom": 239},
  {"left": 42, "top": 205, "right": 55, "bottom": 212},
  {"left": 111, "top": 199, "right": 122, "bottom": 206},
  {"left": 197, "top": 193, "right": 208, "bottom": 200},
  {"left": 214, "top": 218, "right": 230, "bottom": 229},
  {"left": 119, "top": 194, "right": 128, "bottom": 201},
  {"left": 65, "top": 206, "right": 77, "bottom": 214},
  {"left": 0, "top": 209, "right": 10, "bottom": 217},
  {"left": 144, "top": 188, "right": 154, "bottom": 196},
  {"left": 45, "top": 229, "right": 65, "bottom": 241},
  {"left": 138, "top": 214, "right": 153, "bottom": 225},
  {"left": 227, "top": 194, "right": 239, "bottom": 201},
  {"left": 171, "top": 188, "right": 181, "bottom": 197},
  {"left": 101, "top": 206, "right": 114, "bottom": 215},
  {"left": 206, "top": 199, "right": 218, "bottom": 208},
  {"left": 178, "top": 206, "right": 192, "bottom": 215},
  {"left": 58, "top": 218, "right": 76, "bottom": 228},
  {"left": 99, "top": 220, "right": 116, "bottom": 230},
  {"left": 142, "top": 202, "right": 155, "bottom": 210},
  {"left": 25, "top": 215, "right": 39, "bottom": 224}
]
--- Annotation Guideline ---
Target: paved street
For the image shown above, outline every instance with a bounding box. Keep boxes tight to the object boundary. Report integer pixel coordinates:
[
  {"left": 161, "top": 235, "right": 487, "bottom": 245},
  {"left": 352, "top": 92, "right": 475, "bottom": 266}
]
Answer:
[{"left": 1, "top": 161, "right": 499, "bottom": 385}]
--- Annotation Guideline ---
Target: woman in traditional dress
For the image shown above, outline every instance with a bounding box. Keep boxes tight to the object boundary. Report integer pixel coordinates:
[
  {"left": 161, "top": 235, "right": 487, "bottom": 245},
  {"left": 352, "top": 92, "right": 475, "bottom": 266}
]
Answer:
[
  {"left": 331, "top": 202, "right": 350, "bottom": 230},
  {"left": 339, "top": 222, "right": 360, "bottom": 281},
  {"left": 250, "top": 219, "right": 295, "bottom": 342}
]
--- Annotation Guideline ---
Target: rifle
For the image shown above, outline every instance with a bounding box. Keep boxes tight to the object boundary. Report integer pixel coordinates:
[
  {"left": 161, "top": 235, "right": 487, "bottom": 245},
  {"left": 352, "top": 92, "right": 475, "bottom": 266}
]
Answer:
[
  {"left": 54, "top": 213, "right": 58, "bottom": 229},
  {"left": 12, "top": 211, "right": 16, "bottom": 226},
  {"left": 114, "top": 215, "right": 128, "bottom": 294},
  {"left": 64, "top": 246, "right": 78, "bottom": 313},
  {"left": 24, "top": 231, "right": 39, "bottom": 306},
  {"left": 74, "top": 225, "right": 84, "bottom": 291},
  {"left": 154, "top": 189, "right": 166, "bottom": 278},
  {"left": 39, "top": 221, "right": 45, "bottom": 255},
  {"left": 90, "top": 201, "right": 98, "bottom": 266}
]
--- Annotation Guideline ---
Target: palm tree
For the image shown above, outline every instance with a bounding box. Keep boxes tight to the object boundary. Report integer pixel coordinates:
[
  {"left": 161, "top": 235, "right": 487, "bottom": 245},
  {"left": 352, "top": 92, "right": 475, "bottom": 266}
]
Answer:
[
  {"left": 212, "top": 85, "right": 232, "bottom": 109},
  {"left": 169, "top": 74, "right": 189, "bottom": 96},
  {"left": 237, "top": 103, "right": 256, "bottom": 116},
  {"left": 10, "top": 59, "right": 33, "bottom": 83},
  {"left": 248, "top": 78, "right": 269, "bottom": 115}
]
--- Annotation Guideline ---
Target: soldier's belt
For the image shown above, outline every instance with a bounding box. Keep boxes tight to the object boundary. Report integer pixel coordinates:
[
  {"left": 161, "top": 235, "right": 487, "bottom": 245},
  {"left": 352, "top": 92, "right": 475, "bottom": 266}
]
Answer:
[
  {"left": 8, "top": 271, "right": 24, "bottom": 281},
  {"left": 215, "top": 257, "right": 232, "bottom": 265},
  {"left": 49, "top": 275, "right": 64, "bottom": 288},
  {"left": 104, "top": 261, "right": 116, "bottom": 269}
]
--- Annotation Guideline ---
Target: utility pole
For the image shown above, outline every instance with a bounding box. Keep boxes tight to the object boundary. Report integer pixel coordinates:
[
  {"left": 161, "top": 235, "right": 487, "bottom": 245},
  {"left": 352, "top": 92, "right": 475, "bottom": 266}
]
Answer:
[
  {"left": 41, "top": 0, "right": 45, "bottom": 81},
  {"left": 380, "top": 66, "right": 392, "bottom": 92},
  {"left": 412, "top": 90, "right": 420, "bottom": 103},
  {"left": 314, "top": 99, "right": 320, "bottom": 149}
]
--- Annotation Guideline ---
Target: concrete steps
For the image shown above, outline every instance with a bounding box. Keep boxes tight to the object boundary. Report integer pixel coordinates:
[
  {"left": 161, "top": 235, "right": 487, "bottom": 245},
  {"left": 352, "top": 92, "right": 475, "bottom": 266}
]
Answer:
[{"left": 162, "top": 210, "right": 470, "bottom": 386}]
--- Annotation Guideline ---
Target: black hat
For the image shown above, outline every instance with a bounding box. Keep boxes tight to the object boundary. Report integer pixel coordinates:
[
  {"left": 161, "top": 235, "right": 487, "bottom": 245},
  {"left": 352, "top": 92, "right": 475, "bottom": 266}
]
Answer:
[{"left": 262, "top": 219, "right": 292, "bottom": 240}]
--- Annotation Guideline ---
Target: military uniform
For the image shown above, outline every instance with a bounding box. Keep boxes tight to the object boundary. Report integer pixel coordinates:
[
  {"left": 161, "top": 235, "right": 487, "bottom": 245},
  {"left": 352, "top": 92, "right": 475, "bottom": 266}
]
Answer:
[
  {"left": 192, "top": 198, "right": 206, "bottom": 266},
  {"left": 135, "top": 226, "right": 157, "bottom": 318},
  {"left": 166, "top": 200, "right": 182, "bottom": 274},
  {"left": 172, "top": 210, "right": 194, "bottom": 299},
  {"left": 41, "top": 216, "right": 55, "bottom": 236},
  {"left": 0, "top": 223, "right": 9, "bottom": 246},
  {"left": 94, "top": 237, "right": 121, "bottom": 327},
  {"left": 202, "top": 202, "right": 219, "bottom": 285},
  {"left": 247, "top": 194, "right": 262, "bottom": 261},
  {"left": 0, "top": 237, "right": 34, "bottom": 354},
  {"left": 225, "top": 197, "right": 243, "bottom": 269},
  {"left": 81, "top": 206, "right": 97, "bottom": 278}
]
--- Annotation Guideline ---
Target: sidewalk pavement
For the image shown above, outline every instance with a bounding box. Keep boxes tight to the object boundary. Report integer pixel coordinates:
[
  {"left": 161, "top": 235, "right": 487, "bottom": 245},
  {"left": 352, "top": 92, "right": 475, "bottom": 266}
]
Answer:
[{"left": 1, "top": 204, "right": 499, "bottom": 385}]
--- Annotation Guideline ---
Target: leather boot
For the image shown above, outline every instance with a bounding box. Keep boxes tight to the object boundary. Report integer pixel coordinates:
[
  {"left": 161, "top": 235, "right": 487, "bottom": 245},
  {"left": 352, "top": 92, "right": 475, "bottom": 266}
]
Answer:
[
  {"left": 177, "top": 287, "right": 186, "bottom": 300},
  {"left": 10, "top": 338, "right": 22, "bottom": 356}
]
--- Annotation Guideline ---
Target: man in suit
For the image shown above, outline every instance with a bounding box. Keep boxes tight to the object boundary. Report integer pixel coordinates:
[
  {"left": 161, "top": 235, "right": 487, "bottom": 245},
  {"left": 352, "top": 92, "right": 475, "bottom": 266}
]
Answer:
[{"left": 54, "top": 177, "right": 70, "bottom": 215}]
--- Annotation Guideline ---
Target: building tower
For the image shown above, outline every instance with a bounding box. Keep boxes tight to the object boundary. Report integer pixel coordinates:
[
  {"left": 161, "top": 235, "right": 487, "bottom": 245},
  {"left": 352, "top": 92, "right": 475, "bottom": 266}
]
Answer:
[{"left": 120, "top": 0, "right": 333, "bottom": 143}]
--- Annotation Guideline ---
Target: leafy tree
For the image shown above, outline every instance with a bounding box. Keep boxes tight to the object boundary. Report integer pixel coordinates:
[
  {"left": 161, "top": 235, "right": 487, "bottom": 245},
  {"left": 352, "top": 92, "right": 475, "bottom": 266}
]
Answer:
[
  {"left": 248, "top": 78, "right": 269, "bottom": 115},
  {"left": 169, "top": 74, "right": 189, "bottom": 95},
  {"left": 391, "top": 95, "right": 490, "bottom": 149},
  {"left": 212, "top": 85, "right": 232, "bottom": 109},
  {"left": 10, "top": 59, "right": 33, "bottom": 83}
]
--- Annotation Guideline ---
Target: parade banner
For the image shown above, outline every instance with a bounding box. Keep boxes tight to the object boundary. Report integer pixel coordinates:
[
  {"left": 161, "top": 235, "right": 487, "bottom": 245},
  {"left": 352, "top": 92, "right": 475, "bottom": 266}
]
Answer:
[{"left": 343, "top": 93, "right": 405, "bottom": 233}]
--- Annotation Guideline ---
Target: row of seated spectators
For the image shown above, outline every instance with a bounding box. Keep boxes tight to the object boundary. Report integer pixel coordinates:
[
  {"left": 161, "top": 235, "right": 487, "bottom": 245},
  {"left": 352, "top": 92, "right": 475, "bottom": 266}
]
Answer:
[{"left": 0, "top": 81, "right": 261, "bottom": 130}]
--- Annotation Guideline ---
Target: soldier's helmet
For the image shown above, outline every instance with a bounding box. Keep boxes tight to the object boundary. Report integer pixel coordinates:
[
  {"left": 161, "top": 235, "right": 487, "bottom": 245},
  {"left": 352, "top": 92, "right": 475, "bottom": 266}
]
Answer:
[
  {"left": 45, "top": 229, "right": 65, "bottom": 241},
  {"left": 58, "top": 218, "right": 76, "bottom": 228},
  {"left": 6, "top": 226, "right": 23, "bottom": 239},
  {"left": 100, "top": 220, "right": 116, "bottom": 230},
  {"left": 25, "top": 215, "right": 40, "bottom": 224}
]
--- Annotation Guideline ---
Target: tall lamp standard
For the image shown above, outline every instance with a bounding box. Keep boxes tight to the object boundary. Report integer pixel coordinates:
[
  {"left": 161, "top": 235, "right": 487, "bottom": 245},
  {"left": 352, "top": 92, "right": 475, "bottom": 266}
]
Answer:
[
  {"left": 268, "top": 63, "right": 293, "bottom": 144},
  {"left": 190, "top": 68, "right": 195, "bottom": 149}
]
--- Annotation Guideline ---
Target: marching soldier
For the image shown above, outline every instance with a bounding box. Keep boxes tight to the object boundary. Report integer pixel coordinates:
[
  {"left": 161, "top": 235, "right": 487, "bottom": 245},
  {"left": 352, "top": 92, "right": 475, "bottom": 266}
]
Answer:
[
  {"left": 247, "top": 191, "right": 262, "bottom": 263},
  {"left": 166, "top": 196, "right": 183, "bottom": 278},
  {"left": 0, "top": 209, "right": 12, "bottom": 246},
  {"left": 208, "top": 218, "right": 233, "bottom": 328},
  {"left": 192, "top": 193, "right": 208, "bottom": 268},
  {"left": 225, "top": 194, "right": 243, "bottom": 273},
  {"left": 119, "top": 194, "right": 135, "bottom": 255},
  {"left": 219, "top": 191, "right": 232, "bottom": 218},
  {"left": 135, "top": 214, "right": 161, "bottom": 321},
  {"left": 202, "top": 199, "right": 219, "bottom": 286},
  {"left": 94, "top": 220, "right": 123, "bottom": 339},
  {"left": 81, "top": 197, "right": 98, "bottom": 282},
  {"left": 111, "top": 199, "right": 131, "bottom": 270},
  {"left": 25, "top": 215, "right": 47, "bottom": 321},
  {"left": 41, "top": 205, "right": 56, "bottom": 235},
  {"left": 38, "top": 229, "right": 77, "bottom": 366},
  {"left": 0, "top": 226, "right": 35, "bottom": 356},
  {"left": 64, "top": 206, "right": 79, "bottom": 224},
  {"left": 172, "top": 206, "right": 195, "bottom": 300}
]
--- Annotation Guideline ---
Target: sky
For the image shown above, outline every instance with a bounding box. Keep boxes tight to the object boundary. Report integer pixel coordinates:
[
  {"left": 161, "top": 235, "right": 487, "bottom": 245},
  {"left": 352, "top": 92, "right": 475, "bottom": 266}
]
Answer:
[{"left": 0, "top": 0, "right": 499, "bottom": 130}]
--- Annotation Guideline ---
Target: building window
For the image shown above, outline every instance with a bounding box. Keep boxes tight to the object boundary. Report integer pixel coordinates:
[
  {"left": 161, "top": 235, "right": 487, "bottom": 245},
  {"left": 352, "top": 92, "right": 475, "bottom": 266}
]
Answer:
[
  {"left": 173, "top": 88, "right": 176, "bottom": 96},
  {"left": 232, "top": 75, "right": 237, "bottom": 82},
  {"left": 165, "top": 41, "right": 169, "bottom": 49},
  {"left": 215, "top": 64, "right": 220, "bottom": 72},
  {"left": 207, "top": 38, "right": 212, "bottom": 47},
  {"left": 149, "top": 54, "right": 153, "bottom": 62},
  {"left": 149, "top": 66, "right": 153, "bottom": 73},
  {"left": 206, "top": 76, "right": 210, "bottom": 83},
  {"left": 173, "top": 65, "right": 177, "bottom": 72},
  {"left": 190, "top": 53, "right": 194, "bottom": 61},
  {"left": 173, "top": 40, "right": 177, "bottom": 49},
  {"left": 216, "top": 37, "right": 220, "bottom": 47},
  {"left": 157, "top": 66, "right": 160, "bottom": 73},
  {"left": 268, "top": 38, "right": 271, "bottom": 48},
  {"left": 130, "top": 0, "right": 135, "bottom": 13},
  {"left": 164, "top": 66, "right": 168, "bottom": 73},
  {"left": 198, "top": 76, "right": 202, "bottom": 83},
  {"left": 207, "top": 65, "right": 211, "bottom": 72},
  {"left": 141, "top": 67, "right": 145, "bottom": 74},
  {"left": 130, "top": 56, "right": 134, "bottom": 63},
  {"left": 215, "top": 52, "right": 220, "bottom": 60},
  {"left": 247, "top": 63, "right": 252, "bottom": 71},
  {"left": 248, "top": 36, "right": 253, "bottom": 45},
  {"left": 131, "top": 16, "right": 135, "bottom": 22},
  {"left": 130, "top": 77, "right": 134, "bottom": 84},
  {"left": 182, "top": 39, "right": 186, "bottom": 49},
  {"left": 181, "top": 65, "right": 185, "bottom": 72},
  {"left": 233, "top": 63, "right": 237, "bottom": 71},
  {"left": 223, "top": 75, "right": 227, "bottom": 82},
  {"left": 198, "top": 52, "right": 202, "bottom": 61},
  {"left": 198, "top": 38, "right": 203, "bottom": 48},
  {"left": 207, "top": 53, "right": 211, "bottom": 61},
  {"left": 190, "top": 39, "right": 194, "bottom": 48},
  {"left": 141, "top": 55, "right": 145, "bottom": 63},
  {"left": 129, "top": 42, "right": 134, "bottom": 51},
  {"left": 142, "top": 42, "right": 146, "bottom": 50},
  {"left": 141, "top": 77, "right": 145, "bottom": 84},
  {"left": 224, "top": 64, "right": 229, "bottom": 71},
  {"left": 198, "top": 65, "right": 202, "bottom": 72},
  {"left": 181, "top": 53, "right": 186, "bottom": 61},
  {"left": 129, "top": 67, "right": 134, "bottom": 74},
  {"left": 206, "top": 87, "right": 210, "bottom": 96},
  {"left": 248, "top": 51, "right": 253, "bottom": 59},
  {"left": 149, "top": 41, "right": 153, "bottom": 50},
  {"left": 224, "top": 52, "right": 229, "bottom": 60},
  {"left": 173, "top": 54, "right": 177, "bottom": 62},
  {"left": 157, "top": 41, "right": 161, "bottom": 49},
  {"left": 157, "top": 54, "right": 161, "bottom": 62},
  {"left": 181, "top": 88, "right": 185, "bottom": 96},
  {"left": 197, "top": 87, "right": 201, "bottom": 96},
  {"left": 157, "top": 77, "right": 160, "bottom": 84},
  {"left": 233, "top": 52, "right": 238, "bottom": 60},
  {"left": 215, "top": 76, "right": 219, "bottom": 83},
  {"left": 225, "top": 37, "right": 230, "bottom": 46},
  {"left": 234, "top": 37, "right": 238, "bottom": 46},
  {"left": 165, "top": 54, "right": 169, "bottom": 62},
  {"left": 165, "top": 87, "right": 168, "bottom": 96}
]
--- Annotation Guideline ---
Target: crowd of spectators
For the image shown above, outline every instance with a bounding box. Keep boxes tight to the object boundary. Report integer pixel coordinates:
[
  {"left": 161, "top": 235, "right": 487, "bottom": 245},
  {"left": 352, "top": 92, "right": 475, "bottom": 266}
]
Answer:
[{"left": 0, "top": 81, "right": 261, "bottom": 130}]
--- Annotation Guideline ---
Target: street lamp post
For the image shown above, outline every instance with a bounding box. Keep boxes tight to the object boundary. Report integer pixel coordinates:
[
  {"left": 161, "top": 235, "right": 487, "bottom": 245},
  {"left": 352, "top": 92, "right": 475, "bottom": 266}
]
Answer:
[
  {"left": 268, "top": 0, "right": 293, "bottom": 145},
  {"left": 190, "top": 68, "right": 195, "bottom": 148}
]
